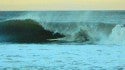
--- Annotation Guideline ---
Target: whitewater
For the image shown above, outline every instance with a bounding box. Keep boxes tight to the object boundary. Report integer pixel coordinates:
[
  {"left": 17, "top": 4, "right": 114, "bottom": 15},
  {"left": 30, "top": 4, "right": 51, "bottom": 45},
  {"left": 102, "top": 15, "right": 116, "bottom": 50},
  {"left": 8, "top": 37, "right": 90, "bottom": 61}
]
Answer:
[{"left": 0, "top": 11, "right": 125, "bottom": 70}]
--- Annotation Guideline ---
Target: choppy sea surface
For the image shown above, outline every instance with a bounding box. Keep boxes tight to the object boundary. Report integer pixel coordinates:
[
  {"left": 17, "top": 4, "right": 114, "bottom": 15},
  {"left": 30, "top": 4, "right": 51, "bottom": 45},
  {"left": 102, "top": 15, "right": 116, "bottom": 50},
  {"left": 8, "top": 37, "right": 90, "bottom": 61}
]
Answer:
[{"left": 0, "top": 44, "right": 124, "bottom": 70}]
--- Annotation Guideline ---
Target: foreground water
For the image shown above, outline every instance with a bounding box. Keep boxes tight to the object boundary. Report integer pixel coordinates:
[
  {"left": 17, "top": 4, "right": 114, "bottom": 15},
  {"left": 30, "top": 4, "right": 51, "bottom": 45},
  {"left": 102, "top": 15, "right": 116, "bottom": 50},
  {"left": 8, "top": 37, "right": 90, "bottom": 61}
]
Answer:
[{"left": 0, "top": 44, "right": 124, "bottom": 70}]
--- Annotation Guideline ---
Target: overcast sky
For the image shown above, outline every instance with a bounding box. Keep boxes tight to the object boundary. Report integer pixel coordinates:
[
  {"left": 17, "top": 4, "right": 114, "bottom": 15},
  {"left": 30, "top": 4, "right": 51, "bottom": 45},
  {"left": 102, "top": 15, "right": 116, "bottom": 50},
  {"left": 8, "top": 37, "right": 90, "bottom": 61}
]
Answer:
[{"left": 0, "top": 0, "right": 125, "bottom": 10}]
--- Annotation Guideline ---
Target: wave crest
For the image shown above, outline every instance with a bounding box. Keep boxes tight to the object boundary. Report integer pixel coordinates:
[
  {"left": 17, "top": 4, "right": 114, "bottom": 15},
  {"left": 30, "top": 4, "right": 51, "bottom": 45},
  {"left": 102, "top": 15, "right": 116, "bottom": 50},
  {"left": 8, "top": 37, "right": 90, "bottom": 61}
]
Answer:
[{"left": 0, "top": 19, "right": 65, "bottom": 43}]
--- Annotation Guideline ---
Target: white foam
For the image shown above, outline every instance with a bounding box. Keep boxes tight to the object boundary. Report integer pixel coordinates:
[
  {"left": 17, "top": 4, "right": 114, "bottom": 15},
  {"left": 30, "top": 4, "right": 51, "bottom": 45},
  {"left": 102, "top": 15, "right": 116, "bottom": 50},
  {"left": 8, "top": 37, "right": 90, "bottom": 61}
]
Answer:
[{"left": 108, "top": 25, "right": 125, "bottom": 45}]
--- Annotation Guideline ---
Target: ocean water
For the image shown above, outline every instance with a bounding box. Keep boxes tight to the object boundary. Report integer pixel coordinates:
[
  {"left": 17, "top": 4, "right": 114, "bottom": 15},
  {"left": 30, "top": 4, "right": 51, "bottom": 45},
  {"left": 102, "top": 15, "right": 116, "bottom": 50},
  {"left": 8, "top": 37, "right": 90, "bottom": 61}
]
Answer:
[
  {"left": 0, "top": 11, "right": 125, "bottom": 45},
  {"left": 0, "top": 11, "right": 125, "bottom": 70},
  {"left": 0, "top": 44, "right": 124, "bottom": 70}
]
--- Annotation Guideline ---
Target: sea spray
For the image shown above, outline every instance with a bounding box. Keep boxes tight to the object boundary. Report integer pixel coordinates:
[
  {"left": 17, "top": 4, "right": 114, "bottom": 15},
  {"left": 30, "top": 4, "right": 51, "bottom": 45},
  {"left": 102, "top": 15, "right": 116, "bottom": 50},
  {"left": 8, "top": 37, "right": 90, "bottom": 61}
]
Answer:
[
  {"left": 0, "top": 11, "right": 125, "bottom": 45},
  {"left": 108, "top": 25, "right": 125, "bottom": 45}
]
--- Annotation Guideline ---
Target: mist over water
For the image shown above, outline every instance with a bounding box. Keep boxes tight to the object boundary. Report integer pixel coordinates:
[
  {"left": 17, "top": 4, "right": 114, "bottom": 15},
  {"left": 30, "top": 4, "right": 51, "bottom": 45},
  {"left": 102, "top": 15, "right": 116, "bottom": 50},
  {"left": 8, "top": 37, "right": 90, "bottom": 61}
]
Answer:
[{"left": 0, "top": 11, "right": 125, "bottom": 45}]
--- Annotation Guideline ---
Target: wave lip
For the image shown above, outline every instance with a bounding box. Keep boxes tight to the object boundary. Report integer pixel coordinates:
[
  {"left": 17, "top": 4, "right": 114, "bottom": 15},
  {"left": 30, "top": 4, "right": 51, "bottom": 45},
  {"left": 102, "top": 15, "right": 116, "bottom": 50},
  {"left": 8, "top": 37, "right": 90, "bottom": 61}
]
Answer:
[{"left": 0, "top": 19, "right": 65, "bottom": 43}]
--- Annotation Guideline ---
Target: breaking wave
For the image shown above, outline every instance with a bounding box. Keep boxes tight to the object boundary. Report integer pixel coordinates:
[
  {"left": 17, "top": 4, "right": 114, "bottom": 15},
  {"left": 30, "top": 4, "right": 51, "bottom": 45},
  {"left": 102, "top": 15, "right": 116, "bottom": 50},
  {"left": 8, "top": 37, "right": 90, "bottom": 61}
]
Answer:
[
  {"left": 0, "top": 19, "right": 65, "bottom": 43},
  {"left": 0, "top": 11, "right": 125, "bottom": 45}
]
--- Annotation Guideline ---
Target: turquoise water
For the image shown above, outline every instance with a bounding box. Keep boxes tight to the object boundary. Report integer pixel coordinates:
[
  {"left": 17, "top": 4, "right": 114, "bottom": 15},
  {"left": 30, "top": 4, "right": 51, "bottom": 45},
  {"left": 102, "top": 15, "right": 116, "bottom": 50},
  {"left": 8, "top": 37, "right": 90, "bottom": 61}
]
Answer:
[
  {"left": 0, "top": 44, "right": 124, "bottom": 70},
  {"left": 0, "top": 11, "right": 125, "bottom": 23}
]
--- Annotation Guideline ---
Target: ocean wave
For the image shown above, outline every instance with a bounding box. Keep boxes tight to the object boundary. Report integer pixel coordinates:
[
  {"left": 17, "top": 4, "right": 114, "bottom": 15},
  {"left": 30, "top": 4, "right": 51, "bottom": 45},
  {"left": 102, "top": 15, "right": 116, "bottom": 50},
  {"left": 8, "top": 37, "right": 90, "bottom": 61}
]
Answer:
[
  {"left": 0, "top": 11, "right": 125, "bottom": 45},
  {"left": 43, "top": 22, "right": 116, "bottom": 44},
  {"left": 0, "top": 19, "right": 65, "bottom": 43},
  {"left": 0, "top": 18, "right": 124, "bottom": 45}
]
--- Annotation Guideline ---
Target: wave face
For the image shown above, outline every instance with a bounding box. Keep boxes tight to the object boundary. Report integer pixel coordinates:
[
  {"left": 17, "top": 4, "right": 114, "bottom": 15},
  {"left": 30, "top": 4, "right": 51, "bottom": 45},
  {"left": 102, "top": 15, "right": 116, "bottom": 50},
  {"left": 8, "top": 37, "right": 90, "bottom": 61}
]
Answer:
[
  {"left": 0, "top": 19, "right": 65, "bottom": 43},
  {"left": 0, "top": 11, "right": 125, "bottom": 45}
]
